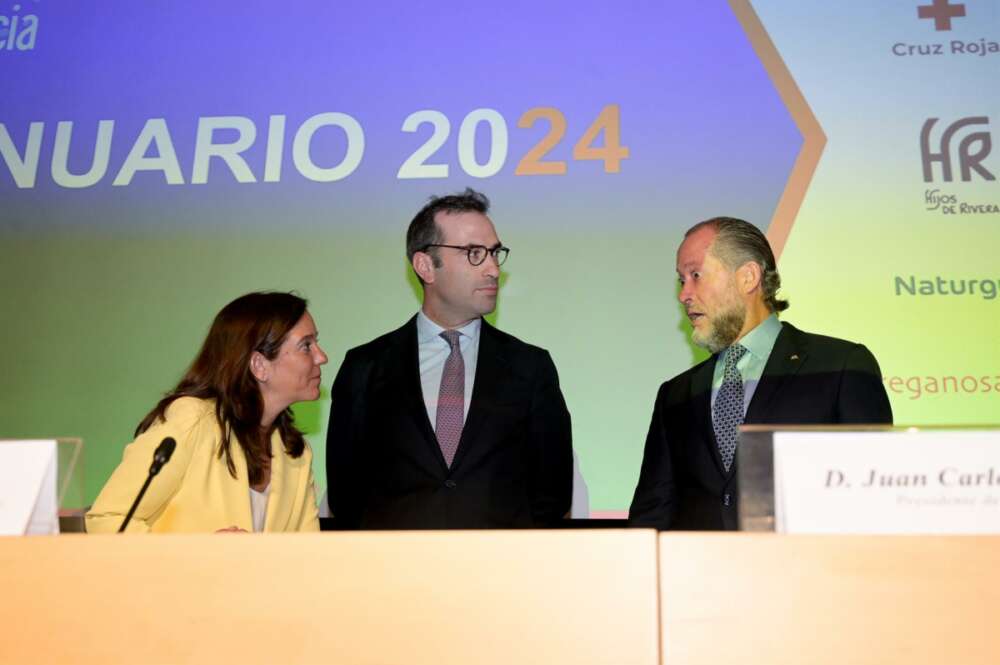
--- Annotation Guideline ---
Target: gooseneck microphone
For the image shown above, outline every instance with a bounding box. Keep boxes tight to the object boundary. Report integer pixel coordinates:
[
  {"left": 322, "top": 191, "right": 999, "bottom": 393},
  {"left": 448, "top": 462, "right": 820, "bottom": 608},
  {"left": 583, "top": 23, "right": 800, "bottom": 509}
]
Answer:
[{"left": 118, "top": 437, "right": 177, "bottom": 533}]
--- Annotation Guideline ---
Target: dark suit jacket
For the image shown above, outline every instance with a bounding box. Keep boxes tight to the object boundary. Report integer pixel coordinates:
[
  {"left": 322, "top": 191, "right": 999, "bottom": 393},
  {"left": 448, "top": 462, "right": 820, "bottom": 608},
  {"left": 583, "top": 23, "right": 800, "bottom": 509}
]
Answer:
[
  {"left": 629, "top": 322, "right": 893, "bottom": 531},
  {"left": 326, "top": 316, "right": 572, "bottom": 529}
]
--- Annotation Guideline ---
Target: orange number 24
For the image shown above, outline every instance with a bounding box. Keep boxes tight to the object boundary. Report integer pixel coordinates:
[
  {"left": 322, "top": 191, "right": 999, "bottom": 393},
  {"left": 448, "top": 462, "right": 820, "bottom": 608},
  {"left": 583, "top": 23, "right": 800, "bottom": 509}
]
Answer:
[{"left": 515, "top": 104, "right": 629, "bottom": 176}]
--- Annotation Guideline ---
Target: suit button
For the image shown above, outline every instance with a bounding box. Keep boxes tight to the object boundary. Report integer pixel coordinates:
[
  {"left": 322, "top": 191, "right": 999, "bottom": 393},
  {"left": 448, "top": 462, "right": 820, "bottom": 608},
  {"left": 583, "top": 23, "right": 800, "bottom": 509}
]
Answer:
[
  {"left": 444, "top": 480, "right": 457, "bottom": 489},
  {"left": 723, "top": 493, "right": 731, "bottom": 507}
]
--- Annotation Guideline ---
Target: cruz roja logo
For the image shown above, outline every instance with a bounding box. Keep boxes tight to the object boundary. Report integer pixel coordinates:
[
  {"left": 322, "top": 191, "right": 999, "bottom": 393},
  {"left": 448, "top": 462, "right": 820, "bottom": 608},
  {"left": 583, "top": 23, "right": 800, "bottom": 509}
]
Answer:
[
  {"left": 893, "top": 1, "right": 999, "bottom": 57},
  {"left": 917, "top": 0, "right": 966, "bottom": 31},
  {"left": 0, "top": 3, "right": 38, "bottom": 51},
  {"left": 921, "top": 117, "right": 994, "bottom": 183}
]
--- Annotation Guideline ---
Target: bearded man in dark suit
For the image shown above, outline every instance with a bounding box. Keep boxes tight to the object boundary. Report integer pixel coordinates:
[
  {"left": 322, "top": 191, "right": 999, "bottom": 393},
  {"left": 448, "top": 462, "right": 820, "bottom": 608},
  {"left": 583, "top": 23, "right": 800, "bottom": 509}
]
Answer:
[
  {"left": 327, "top": 189, "right": 572, "bottom": 529},
  {"left": 629, "top": 217, "right": 892, "bottom": 530}
]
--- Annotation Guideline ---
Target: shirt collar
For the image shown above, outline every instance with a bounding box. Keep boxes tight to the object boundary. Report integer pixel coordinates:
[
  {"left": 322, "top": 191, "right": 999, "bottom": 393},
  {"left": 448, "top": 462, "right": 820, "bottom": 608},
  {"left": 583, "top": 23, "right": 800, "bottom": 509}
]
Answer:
[
  {"left": 416, "top": 311, "right": 482, "bottom": 345},
  {"left": 732, "top": 313, "right": 781, "bottom": 362}
]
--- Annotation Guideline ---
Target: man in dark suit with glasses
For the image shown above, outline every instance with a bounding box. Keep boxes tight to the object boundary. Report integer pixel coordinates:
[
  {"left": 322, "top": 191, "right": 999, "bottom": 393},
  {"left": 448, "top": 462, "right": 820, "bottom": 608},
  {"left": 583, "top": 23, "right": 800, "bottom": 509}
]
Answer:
[{"left": 327, "top": 188, "right": 573, "bottom": 529}]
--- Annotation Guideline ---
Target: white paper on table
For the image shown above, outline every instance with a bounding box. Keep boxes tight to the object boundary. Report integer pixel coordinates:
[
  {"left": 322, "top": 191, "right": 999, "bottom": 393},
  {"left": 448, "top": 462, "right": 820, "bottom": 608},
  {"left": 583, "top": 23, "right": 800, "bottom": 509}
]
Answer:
[
  {"left": 0, "top": 440, "right": 59, "bottom": 535},
  {"left": 773, "top": 430, "right": 1000, "bottom": 534}
]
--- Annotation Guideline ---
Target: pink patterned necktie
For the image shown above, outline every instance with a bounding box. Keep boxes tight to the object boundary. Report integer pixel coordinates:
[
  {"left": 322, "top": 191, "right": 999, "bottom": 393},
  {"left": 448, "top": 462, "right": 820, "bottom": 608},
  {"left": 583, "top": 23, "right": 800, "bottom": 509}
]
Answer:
[{"left": 435, "top": 330, "right": 464, "bottom": 467}]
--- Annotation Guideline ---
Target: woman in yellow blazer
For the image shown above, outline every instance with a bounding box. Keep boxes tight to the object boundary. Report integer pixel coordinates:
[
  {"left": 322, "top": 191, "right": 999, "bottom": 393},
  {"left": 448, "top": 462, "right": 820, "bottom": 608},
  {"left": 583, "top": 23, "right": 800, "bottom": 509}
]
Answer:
[{"left": 86, "top": 292, "right": 326, "bottom": 533}]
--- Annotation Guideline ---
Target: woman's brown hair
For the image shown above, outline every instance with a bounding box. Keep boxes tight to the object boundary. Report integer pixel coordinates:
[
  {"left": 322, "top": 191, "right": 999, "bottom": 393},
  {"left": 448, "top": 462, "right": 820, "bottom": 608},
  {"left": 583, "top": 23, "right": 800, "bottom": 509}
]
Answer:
[{"left": 136, "top": 292, "right": 308, "bottom": 485}]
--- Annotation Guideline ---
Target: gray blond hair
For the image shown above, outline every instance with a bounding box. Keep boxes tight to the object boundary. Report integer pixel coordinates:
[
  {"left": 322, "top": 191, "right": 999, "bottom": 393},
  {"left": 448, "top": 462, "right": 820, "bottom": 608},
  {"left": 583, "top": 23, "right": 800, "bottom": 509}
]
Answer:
[{"left": 686, "top": 216, "right": 789, "bottom": 313}]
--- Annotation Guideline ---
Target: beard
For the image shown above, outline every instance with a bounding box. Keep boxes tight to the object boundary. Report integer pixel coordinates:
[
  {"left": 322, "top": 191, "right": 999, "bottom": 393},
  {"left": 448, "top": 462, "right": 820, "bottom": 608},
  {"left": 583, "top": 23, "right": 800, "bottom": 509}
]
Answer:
[{"left": 692, "top": 300, "right": 746, "bottom": 354}]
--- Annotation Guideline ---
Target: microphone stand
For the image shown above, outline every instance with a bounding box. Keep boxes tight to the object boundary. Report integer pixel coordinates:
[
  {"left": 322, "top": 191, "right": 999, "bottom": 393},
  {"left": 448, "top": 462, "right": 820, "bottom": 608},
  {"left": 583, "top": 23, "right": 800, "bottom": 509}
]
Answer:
[{"left": 118, "top": 437, "right": 176, "bottom": 533}]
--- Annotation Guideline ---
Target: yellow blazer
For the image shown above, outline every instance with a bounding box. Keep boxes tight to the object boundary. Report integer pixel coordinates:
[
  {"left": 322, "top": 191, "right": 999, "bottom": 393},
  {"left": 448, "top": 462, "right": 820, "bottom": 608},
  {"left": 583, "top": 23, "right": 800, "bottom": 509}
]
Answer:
[{"left": 86, "top": 397, "right": 320, "bottom": 533}]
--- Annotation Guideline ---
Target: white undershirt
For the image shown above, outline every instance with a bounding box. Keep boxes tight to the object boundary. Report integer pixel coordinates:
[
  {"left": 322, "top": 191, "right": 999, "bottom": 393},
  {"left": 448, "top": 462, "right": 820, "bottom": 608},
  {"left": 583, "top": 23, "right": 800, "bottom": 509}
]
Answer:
[{"left": 249, "top": 485, "right": 270, "bottom": 532}]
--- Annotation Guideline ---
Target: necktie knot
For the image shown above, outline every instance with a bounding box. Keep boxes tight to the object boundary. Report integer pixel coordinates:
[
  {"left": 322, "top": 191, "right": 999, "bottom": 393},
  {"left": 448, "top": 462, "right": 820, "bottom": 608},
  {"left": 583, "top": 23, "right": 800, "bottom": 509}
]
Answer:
[
  {"left": 440, "top": 330, "right": 461, "bottom": 351},
  {"left": 725, "top": 343, "right": 747, "bottom": 369}
]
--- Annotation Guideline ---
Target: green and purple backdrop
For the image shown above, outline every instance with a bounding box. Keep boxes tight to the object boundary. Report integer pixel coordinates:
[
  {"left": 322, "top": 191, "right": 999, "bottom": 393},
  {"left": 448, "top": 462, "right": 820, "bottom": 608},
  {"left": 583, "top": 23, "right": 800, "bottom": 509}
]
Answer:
[{"left": 1, "top": 1, "right": 997, "bottom": 515}]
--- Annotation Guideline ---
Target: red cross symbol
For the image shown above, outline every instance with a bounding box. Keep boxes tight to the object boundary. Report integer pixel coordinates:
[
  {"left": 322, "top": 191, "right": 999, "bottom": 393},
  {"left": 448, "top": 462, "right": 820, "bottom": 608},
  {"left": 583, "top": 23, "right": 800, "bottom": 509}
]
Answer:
[{"left": 917, "top": 0, "right": 967, "bottom": 31}]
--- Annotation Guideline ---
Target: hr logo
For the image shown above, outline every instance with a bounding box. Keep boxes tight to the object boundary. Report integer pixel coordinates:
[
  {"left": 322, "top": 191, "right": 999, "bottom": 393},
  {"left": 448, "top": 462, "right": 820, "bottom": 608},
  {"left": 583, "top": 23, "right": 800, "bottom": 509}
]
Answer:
[{"left": 920, "top": 117, "right": 995, "bottom": 183}]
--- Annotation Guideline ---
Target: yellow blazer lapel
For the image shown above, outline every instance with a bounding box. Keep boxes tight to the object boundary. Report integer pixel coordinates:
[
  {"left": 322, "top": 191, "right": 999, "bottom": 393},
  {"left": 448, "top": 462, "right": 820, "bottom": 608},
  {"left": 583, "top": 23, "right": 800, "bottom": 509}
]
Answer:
[
  {"left": 227, "top": 442, "right": 255, "bottom": 532},
  {"left": 263, "top": 430, "right": 288, "bottom": 532}
]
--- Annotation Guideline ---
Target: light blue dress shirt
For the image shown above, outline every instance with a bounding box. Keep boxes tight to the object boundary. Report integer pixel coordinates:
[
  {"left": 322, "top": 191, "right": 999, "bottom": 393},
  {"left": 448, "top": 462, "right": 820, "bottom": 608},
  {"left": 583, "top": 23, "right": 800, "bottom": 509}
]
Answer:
[
  {"left": 710, "top": 314, "right": 782, "bottom": 418},
  {"left": 416, "top": 311, "right": 481, "bottom": 432}
]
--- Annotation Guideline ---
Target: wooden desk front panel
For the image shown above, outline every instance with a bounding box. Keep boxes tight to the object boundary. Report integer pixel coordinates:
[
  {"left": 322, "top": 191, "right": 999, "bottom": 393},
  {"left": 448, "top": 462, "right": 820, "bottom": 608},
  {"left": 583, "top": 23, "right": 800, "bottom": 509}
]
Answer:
[
  {"left": 660, "top": 534, "right": 1000, "bottom": 665},
  {"left": 0, "top": 530, "right": 659, "bottom": 665}
]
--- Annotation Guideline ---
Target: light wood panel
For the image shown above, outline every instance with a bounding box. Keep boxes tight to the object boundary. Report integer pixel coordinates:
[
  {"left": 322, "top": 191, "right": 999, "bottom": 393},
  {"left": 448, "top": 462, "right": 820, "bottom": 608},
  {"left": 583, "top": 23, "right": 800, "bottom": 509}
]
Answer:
[
  {"left": 0, "top": 530, "right": 660, "bottom": 665},
  {"left": 660, "top": 534, "right": 1000, "bottom": 665}
]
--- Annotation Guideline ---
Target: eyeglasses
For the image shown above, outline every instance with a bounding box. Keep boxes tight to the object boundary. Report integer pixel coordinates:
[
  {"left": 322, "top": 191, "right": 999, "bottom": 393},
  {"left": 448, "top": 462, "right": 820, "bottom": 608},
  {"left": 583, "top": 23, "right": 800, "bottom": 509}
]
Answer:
[{"left": 422, "top": 244, "right": 510, "bottom": 266}]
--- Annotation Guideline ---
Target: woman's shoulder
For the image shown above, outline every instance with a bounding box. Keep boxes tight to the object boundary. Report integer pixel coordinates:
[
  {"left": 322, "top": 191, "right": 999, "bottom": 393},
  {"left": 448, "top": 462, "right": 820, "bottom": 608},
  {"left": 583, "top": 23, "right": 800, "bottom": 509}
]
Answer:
[{"left": 157, "top": 396, "right": 219, "bottom": 433}]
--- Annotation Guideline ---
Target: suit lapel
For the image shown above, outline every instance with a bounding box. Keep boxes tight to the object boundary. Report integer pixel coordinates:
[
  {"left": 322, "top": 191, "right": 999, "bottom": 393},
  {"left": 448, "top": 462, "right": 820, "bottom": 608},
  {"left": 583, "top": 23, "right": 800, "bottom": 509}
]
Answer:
[
  {"left": 691, "top": 356, "right": 730, "bottom": 477},
  {"left": 394, "top": 317, "right": 446, "bottom": 467},
  {"left": 450, "top": 320, "right": 503, "bottom": 471},
  {"left": 744, "top": 323, "right": 807, "bottom": 424}
]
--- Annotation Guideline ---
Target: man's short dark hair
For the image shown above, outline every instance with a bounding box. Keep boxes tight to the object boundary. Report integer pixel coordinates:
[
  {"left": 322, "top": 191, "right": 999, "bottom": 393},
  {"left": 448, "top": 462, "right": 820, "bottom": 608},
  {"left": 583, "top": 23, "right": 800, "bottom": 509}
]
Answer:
[
  {"left": 687, "top": 216, "right": 790, "bottom": 313},
  {"left": 406, "top": 188, "right": 491, "bottom": 266}
]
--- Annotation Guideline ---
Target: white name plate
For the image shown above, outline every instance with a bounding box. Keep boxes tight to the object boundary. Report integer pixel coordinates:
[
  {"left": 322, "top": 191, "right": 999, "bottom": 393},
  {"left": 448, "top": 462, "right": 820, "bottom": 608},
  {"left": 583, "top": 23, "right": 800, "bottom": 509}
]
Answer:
[
  {"left": 773, "top": 430, "right": 1000, "bottom": 534},
  {"left": 0, "top": 440, "right": 59, "bottom": 535}
]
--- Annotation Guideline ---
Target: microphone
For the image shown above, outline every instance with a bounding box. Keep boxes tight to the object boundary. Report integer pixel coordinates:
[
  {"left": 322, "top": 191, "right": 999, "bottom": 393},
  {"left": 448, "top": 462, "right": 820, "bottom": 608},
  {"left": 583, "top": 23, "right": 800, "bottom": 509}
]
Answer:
[
  {"left": 118, "top": 437, "right": 177, "bottom": 533},
  {"left": 150, "top": 437, "right": 176, "bottom": 476}
]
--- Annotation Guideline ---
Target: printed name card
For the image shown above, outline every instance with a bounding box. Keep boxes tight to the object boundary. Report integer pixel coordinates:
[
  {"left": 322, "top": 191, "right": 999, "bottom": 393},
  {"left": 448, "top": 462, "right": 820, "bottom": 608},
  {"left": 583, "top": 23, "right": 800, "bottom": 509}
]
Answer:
[
  {"left": 0, "top": 440, "right": 58, "bottom": 535},
  {"left": 773, "top": 430, "right": 1000, "bottom": 533}
]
